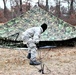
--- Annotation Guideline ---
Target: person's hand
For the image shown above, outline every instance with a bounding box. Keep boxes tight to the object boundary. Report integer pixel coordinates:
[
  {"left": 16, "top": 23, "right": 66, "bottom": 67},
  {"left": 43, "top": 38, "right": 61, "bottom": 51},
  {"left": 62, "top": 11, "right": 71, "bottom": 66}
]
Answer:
[
  {"left": 35, "top": 40, "right": 39, "bottom": 43},
  {"left": 23, "top": 41, "right": 27, "bottom": 44}
]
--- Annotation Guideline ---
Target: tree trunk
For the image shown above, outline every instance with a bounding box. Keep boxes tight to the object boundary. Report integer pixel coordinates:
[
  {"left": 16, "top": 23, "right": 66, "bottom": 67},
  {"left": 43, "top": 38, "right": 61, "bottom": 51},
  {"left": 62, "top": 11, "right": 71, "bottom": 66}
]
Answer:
[
  {"left": 38, "top": 0, "right": 40, "bottom": 6},
  {"left": 69, "top": 0, "right": 74, "bottom": 15},
  {"left": 46, "top": 0, "right": 49, "bottom": 11},
  {"left": 3, "top": 0, "right": 7, "bottom": 18},
  {"left": 55, "top": 0, "right": 61, "bottom": 17},
  {"left": 20, "top": 0, "right": 23, "bottom": 14}
]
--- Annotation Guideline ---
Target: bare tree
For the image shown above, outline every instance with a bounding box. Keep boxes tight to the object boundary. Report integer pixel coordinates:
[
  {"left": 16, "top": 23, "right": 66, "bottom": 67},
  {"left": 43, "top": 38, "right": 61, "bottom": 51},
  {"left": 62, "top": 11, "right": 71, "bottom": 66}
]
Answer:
[
  {"left": 55, "top": 0, "right": 61, "bottom": 17},
  {"left": 14, "top": 0, "right": 20, "bottom": 16},
  {"left": 3, "top": 0, "right": 7, "bottom": 18},
  {"left": 20, "top": 0, "right": 23, "bottom": 14},
  {"left": 38, "top": 0, "right": 42, "bottom": 7},
  {"left": 46, "top": 0, "right": 49, "bottom": 11},
  {"left": 64, "top": 0, "right": 75, "bottom": 15},
  {"left": 38, "top": 0, "right": 40, "bottom": 6},
  {"left": 9, "top": 0, "right": 14, "bottom": 18},
  {"left": 69, "top": 0, "right": 74, "bottom": 15}
]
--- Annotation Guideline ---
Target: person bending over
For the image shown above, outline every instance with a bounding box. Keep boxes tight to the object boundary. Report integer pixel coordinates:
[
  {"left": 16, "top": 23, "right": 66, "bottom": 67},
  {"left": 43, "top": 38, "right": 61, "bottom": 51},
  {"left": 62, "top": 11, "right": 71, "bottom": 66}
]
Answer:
[{"left": 21, "top": 23, "right": 47, "bottom": 65}]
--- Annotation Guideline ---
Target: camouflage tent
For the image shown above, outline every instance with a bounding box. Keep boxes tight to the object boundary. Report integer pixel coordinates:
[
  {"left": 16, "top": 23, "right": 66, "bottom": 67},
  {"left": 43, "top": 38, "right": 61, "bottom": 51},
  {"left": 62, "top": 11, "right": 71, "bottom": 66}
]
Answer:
[{"left": 0, "top": 6, "right": 76, "bottom": 42}]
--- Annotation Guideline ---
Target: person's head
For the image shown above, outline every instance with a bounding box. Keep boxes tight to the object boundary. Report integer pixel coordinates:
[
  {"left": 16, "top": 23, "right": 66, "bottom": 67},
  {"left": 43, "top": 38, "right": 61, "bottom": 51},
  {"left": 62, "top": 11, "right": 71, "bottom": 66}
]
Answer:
[{"left": 41, "top": 23, "right": 47, "bottom": 32}]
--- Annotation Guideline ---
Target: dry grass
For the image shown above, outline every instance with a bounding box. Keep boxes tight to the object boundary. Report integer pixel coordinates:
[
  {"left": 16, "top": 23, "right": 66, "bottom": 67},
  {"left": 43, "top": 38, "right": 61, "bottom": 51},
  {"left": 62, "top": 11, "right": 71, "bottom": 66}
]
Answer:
[{"left": 0, "top": 47, "right": 76, "bottom": 75}]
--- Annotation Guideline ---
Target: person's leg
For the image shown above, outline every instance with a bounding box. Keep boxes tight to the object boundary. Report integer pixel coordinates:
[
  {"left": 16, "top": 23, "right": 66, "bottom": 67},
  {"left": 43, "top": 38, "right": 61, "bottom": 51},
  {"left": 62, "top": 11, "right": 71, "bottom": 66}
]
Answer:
[
  {"left": 30, "top": 43, "right": 37, "bottom": 61},
  {"left": 27, "top": 39, "right": 40, "bottom": 65},
  {"left": 27, "top": 39, "right": 37, "bottom": 60},
  {"left": 27, "top": 44, "right": 31, "bottom": 59},
  {"left": 22, "top": 35, "right": 31, "bottom": 59}
]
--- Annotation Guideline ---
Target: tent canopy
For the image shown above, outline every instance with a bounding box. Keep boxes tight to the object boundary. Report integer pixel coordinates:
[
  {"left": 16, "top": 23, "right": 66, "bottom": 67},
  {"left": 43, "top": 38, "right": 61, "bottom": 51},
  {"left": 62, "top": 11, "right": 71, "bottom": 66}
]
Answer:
[{"left": 0, "top": 6, "right": 76, "bottom": 41}]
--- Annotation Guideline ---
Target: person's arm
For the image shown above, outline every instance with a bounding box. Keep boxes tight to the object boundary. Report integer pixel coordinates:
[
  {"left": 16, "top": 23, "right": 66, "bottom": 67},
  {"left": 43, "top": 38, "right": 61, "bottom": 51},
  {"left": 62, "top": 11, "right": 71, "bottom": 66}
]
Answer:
[{"left": 33, "top": 31, "right": 41, "bottom": 43}]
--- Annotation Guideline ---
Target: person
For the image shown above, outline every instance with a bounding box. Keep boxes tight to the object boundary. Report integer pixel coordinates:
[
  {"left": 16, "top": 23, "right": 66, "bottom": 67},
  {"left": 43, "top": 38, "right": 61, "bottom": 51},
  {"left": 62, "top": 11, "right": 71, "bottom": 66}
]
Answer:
[{"left": 21, "top": 23, "right": 47, "bottom": 65}]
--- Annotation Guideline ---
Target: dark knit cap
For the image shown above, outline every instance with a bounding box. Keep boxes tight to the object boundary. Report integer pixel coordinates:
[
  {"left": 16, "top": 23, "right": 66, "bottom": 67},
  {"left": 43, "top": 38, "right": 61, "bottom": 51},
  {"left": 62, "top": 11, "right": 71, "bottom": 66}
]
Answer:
[{"left": 41, "top": 23, "right": 47, "bottom": 32}]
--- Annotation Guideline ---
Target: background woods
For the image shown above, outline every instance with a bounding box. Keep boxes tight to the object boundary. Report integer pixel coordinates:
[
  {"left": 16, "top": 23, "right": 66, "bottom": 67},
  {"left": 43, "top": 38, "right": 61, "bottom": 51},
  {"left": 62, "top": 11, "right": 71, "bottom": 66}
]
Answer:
[
  {"left": 39, "top": 0, "right": 76, "bottom": 26},
  {"left": 0, "top": 0, "right": 76, "bottom": 26},
  {"left": 0, "top": 0, "right": 31, "bottom": 23}
]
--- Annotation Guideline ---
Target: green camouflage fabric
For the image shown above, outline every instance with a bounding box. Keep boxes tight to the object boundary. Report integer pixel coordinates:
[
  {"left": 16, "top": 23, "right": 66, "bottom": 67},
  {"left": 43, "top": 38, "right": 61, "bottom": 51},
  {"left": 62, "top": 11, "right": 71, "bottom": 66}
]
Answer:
[{"left": 0, "top": 6, "right": 76, "bottom": 41}]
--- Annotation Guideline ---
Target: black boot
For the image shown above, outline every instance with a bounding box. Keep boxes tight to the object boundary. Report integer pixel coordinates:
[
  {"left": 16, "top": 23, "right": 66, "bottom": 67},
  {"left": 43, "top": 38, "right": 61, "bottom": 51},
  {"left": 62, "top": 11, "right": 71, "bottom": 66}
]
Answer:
[
  {"left": 27, "top": 53, "right": 31, "bottom": 59},
  {"left": 30, "top": 60, "right": 41, "bottom": 65}
]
